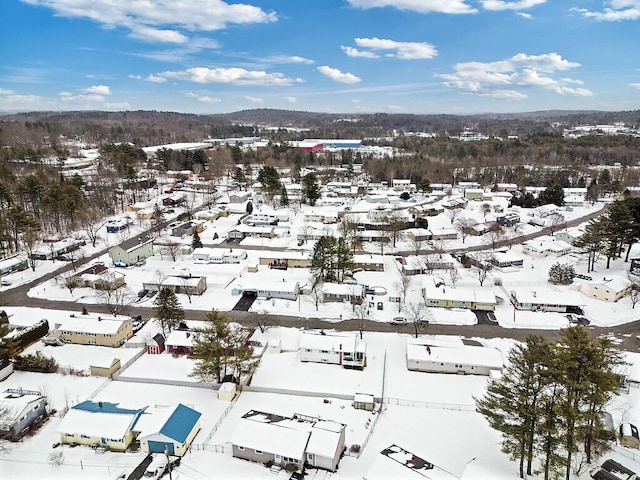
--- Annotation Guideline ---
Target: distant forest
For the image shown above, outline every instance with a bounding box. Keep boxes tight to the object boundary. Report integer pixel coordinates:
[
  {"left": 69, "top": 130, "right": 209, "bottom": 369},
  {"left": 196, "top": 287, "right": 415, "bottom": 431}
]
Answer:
[{"left": 0, "top": 108, "right": 639, "bottom": 190}]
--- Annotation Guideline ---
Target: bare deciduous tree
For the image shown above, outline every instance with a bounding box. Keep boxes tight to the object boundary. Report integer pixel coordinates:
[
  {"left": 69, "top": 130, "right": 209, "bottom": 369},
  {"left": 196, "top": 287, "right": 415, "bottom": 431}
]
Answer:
[
  {"left": 455, "top": 217, "right": 477, "bottom": 244},
  {"left": 352, "top": 304, "right": 369, "bottom": 340},
  {"left": 394, "top": 270, "right": 411, "bottom": 313},
  {"left": 306, "top": 281, "right": 324, "bottom": 312},
  {"left": 404, "top": 302, "right": 431, "bottom": 338},
  {"left": 161, "top": 240, "right": 181, "bottom": 262}
]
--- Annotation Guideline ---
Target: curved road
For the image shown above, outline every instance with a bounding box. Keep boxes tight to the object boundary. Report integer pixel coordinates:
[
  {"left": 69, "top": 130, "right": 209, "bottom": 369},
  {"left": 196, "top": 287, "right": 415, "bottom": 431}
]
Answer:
[{"left": 3, "top": 203, "right": 639, "bottom": 350}]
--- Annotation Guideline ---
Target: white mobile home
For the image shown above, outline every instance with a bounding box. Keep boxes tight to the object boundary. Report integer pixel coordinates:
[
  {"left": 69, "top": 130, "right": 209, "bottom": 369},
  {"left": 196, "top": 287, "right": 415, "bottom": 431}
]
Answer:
[
  {"left": 299, "top": 333, "right": 366, "bottom": 370},
  {"left": 406, "top": 339, "right": 503, "bottom": 376}
]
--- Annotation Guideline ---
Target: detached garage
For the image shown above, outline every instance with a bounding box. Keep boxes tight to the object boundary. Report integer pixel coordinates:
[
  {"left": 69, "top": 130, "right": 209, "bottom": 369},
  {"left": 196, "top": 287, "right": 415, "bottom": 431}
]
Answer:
[{"left": 138, "top": 404, "right": 201, "bottom": 457}]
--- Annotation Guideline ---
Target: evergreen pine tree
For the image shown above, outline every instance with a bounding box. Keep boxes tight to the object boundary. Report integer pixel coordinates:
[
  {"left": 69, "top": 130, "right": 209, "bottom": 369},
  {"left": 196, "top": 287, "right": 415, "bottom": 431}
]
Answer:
[
  {"left": 192, "top": 230, "right": 203, "bottom": 250},
  {"left": 153, "top": 287, "right": 185, "bottom": 336},
  {"left": 280, "top": 184, "right": 289, "bottom": 206}
]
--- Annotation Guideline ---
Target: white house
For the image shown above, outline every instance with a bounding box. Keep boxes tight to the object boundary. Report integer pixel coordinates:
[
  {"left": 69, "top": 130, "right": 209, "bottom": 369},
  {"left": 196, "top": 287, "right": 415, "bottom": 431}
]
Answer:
[
  {"left": 522, "top": 237, "right": 572, "bottom": 257},
  {"left": 406, "top": 338, "right": 503, "bottom": 376},
  {"left": 322, "top": 283, "right": 365, "bottom": 303},
  {"left": 233, "top": 277, "right": 300, "bottom": 301},
  {"left": 509, "top": 287, "right": 586, "bottom": 312},
  {"left": 192, "top": 247, "right": 247, "bottom": 264},
  {"left": 299, "top": 333, "right": 366, "bottom": 370},
  {"left": 0, "top": 388, "right": 48, "bottom": 440},
  {"left": 136, "top": 403, "right": 201, "bottom": 457},
  {"left": 423, "top": 279, "right": 496, "bottom": 311}
]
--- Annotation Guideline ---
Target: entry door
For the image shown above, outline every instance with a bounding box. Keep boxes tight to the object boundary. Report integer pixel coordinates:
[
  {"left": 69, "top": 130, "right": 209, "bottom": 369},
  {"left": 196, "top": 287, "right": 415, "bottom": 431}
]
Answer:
[{"left": 274, "top": 454, "right": 282, "bottom": 464}]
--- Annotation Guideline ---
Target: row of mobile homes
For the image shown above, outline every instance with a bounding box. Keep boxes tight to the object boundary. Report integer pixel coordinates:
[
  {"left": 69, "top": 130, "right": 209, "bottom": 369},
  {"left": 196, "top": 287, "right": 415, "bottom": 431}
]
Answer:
[
  {"left": 299, "top": 333, "right": 367, "bottom": 370},
  {"left": 192, "top": 247, "right": 247, "bottom": 264},
  {"left": 406, "top": 339, "right": 503, "bottom": 376},
  {"left": 230, "top": 412, "right": 346, "bottom": 473},
  {"left": 56, "top": 315, "right": 133, "bottom": 347},
  {"left": 509, "top": 288, "right": 585, "bottom": 312},
  {"left": 0, "top": 388, "right": 48, "bottom": 440},
  {"left": 423, "top": 279, "right": 496, "bottom": 311}
]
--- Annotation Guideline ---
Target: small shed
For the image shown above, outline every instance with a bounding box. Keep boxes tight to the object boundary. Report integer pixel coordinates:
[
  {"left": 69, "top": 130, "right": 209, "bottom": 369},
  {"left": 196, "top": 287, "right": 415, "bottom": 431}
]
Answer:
[
  {"left": 146, "top": 334, "right": 166, "bottom": 355},
  {"left": 267, "top": 340, "right": 282, "bottom": 353},
  {"left": 89, "top": 358, "right": 121, "bottom": 378},
  {"left": 353, "top": 393, "right": 375, "bottom": 411},
  {"left": 218, "top": 382, "right": 237, "bottom": 402},
  {"left": 0, "top": 360, "right": 14, "bottom": 382}
]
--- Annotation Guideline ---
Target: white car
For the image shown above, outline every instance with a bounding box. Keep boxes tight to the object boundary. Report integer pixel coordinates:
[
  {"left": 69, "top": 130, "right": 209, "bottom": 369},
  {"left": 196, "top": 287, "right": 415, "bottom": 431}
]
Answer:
[
  {"left": 144, "top": 453, "right": 168, "bottom": 479},
  {"left": 391, "top": 317, "right": 407, "bottom": 325}
]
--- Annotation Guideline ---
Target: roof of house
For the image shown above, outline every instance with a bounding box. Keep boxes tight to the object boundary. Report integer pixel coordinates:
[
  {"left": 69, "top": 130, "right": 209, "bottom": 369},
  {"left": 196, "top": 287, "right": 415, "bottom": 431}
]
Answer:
[
  {"left": 0, "top": 389, "right": 44, "bottom": 428},
  {"left": 586, "top": 275, "right": 630, "bottom": 293},
  {"left": 58, "top": 317, "right": 129, "bottom": 335},
  {"left": 299, "top": 333, "right": 358, "bottom": 352},
  {"left": 165, "top": 330, "right": 195, "bottom": 348},
  {"left": 510, "top": 287, "right": 586, "bottom": 306},
  {"left": 230, "top": 418, "right": 310, "bottom": 460},
  {"left": 142, "top": 404, "right": 202, "bottom": 443},
  {"left": 57, "top": 401, "right": 145, "bottom": 439},
  {"left": 406, "top": 342, "right": 504, "bottom": 369},
  {"left": 306, "top": 421, "right": 344, "bottom": 458}
]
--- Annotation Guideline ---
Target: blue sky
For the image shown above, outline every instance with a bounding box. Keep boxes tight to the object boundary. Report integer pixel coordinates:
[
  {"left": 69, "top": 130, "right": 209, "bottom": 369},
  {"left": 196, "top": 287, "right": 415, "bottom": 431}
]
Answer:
[{"left": 1, "top": 0, "right": 639, "bottom": 114}]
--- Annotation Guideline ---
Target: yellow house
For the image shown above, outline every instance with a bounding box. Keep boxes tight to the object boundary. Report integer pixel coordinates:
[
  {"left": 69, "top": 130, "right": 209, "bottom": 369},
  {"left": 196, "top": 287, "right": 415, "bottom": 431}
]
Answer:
[
  {"left": 58, "top": 316, "right": 133, "bottom": 347},
  {"left": 57, "top": 400, "right": 145, "bottom": 451}
]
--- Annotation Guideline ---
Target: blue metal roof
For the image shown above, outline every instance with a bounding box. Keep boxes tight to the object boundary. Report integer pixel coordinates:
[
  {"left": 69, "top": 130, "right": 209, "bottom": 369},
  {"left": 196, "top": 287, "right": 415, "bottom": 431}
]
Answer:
[
  {"left": 159, "top": 404, "right": 201, "bottom": 443},
  {"left": 73, "top": 400, "right": 144, "bottom": 415}
]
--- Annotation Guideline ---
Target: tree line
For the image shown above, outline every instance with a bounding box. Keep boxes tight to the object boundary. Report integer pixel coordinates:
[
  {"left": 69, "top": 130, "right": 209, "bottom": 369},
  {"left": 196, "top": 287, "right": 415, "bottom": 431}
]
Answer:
[{"left": 477, "top": 328, "right": 623, "bottom": 480}]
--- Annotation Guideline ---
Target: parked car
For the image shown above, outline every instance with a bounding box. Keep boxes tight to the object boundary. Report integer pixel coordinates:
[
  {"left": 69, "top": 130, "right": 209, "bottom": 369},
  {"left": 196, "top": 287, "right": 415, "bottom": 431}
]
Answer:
[
  {"left": 391, "top": 316, "right": 407, "bottom": 325},
  {"left": 486, "top": 312, "right": 498, "bottom": 324},
  {"left": 144, "top": 453, "right": 168, "bottom": 479},
  {"left": 132, "top": 320, "right": 143, "bottom": 332}
]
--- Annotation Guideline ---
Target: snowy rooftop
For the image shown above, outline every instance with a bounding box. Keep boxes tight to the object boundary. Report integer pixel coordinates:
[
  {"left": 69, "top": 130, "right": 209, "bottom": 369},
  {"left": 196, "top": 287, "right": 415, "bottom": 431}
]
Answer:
[
  {"left": 230, "top": 418, "right": 310, "bottom": 460},
  {"left": 306, "top": 421, "right": 344, "bottom": 458},
  {"left": 58, "top": 316, "right": 129, "bottom": 335},
  {"left": 407, "top": 342, "right": 504, "bottom": 369},
  {"left": 423, "top": 282, "right": 496, "bottom": 305},
  {"left": 299, "top": 332, "right": 357, "bottom": 352},
  {"left": 57, "top": 406, "right": 142, "bottom": 439},
  {"left": 165, "top": 330, "right": 195, "bottom": 347},
  {"left": 510, "top": 287, "right": 585, "bottom": 306}
]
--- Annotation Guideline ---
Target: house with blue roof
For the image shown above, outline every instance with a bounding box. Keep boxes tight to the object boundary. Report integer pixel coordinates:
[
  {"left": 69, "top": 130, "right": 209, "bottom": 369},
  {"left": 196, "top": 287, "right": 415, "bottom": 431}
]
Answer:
[
  {"left": 57, "top": 400, "right": 146, "bottom": 451},
  {"left": 137, "top": 403, "right": 202, "bottom": 457}
]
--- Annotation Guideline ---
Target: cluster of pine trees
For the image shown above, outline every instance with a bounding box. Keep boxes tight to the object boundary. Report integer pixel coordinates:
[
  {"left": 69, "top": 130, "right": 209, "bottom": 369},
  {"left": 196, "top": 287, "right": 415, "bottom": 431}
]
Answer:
[
  {"left": 310, "top": 236, "right": 355, "bottom": 283},
  {"left": 476, "top": 328, "right": 623, "bottom": 480}
]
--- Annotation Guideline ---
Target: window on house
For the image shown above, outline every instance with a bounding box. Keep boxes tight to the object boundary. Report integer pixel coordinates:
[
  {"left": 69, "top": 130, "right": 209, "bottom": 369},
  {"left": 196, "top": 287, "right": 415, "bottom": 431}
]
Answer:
[
  {"left": 238, "top": 446, "right": 245, "bottom": 451},
  {"left": 320, "top": 350, "right": 329, "bottom": 354},
  {"left": 81, "top": 435, "right": 90, "bottom": 439},
  {"left": 255, "top": 449, "right": 263, "bottom": 454}
]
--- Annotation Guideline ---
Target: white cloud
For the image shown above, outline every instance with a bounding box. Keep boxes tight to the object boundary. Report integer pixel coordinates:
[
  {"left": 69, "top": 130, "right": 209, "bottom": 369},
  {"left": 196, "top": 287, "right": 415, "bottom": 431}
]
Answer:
[
  {"left": 481, "top": 0, "right": 546, "bottom": 11},
  {"left": 572, "top": 1, "right": 640, "bottom": 21},
  {"left": 284, "top": 96, "right": 298, "bottom": 104},
  {"left": 0, "top": 88, "right": 16, "bottom": 95},
  {"left": 630, "top": 83, "right": 640, "bottom": 89},
  {"left": 159, "top": 67, "right": 303, "bottom": 86},
  {"left": 186, "top": 92, "right": 221, "bottom": 103},
  {"left": 317, "top": 66, "right": 361, "bottom": 84},
  {"left": 244, "top": 95, "right": 263, "bottom": 103},
  {"left": 347, "top": 0, "right": 476, "bottom": 14},
  {"left": 265, "top": 55, "right": 314, "bottom": 64},
  {"left": 59, "top": 92, "right": 106, "bottom": 102},
  {"left": 82, "top": 85, "right": 111, "bottom": 95},
  {"left": 21, "top": 0, "right": 277, "bottom": 43},
  {"left": 436, "top": 52, "right": 592, "bottom": 98},
  {"left": 516, "top": 12, "right": 533, "bottom": 18},
  {"left": 353, "top": 37, "right": 437, "bottom": 60},
  {"left": 387, "top": 105, "right": 403, "bottom": 111},
  {"left": 145, "top": 75, "right": 167, "bottom": 83},
  {"left": 341, "top": 46, "right": 379, "bottom": 59},
  {"left": 0, "top": 88, "right": 43, "bottom": 107}
]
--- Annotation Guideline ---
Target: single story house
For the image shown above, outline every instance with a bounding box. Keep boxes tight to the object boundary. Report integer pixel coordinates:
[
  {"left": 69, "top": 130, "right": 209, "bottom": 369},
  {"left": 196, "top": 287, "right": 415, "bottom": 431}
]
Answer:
[
  {"left": 509, "top": 288, "right": 586, "bottom": 312},
  {"left": 429, "top": 227, "right": 458, "bottom": 241},
  {"left": 192, "top": 247, "right": 247, "bottom": 264},
  {"left": 232, "top": 277, "right": 300, "bottom": 301},
  {"left": 105, "top": 217, "right": 133, "bottom": 233},
  {"left": 228, "top": 224, "right": 275, "bottom": 239},
  {"left": 399, "top": 254, "right": 455, "bottom": 275},
  {"left": 137, "top": 404, "right": 201, "bottom": 457},
  {"left": 74, "top": 264, "right": 126, "bottom": 290},
  {"left": 299, "top": 333, "right": 367, "bottom": 370},
  {"left": 165, "top": 330, "right": 195, "bottom": 355},
  {"left": 497, "top": 212, "right": 520, "bottom": 227},
  {"left": 322, "top": 283, "right": 365, "bottom": 304},
  {"left": 146, "top": 333, "right": 166, "bottom": 354},
  {"left": 0, "top": 254, "right": 29, "bottom": 276},
  {"left": 304, "top": 211, "right": 339, "bottom": 224},
  {"left": 170, "top": 221, "right": 204, "bottom": 238},
  {"left": 405, "top": 228, "right": 432, "bottom": 242},
  {"left": 556, "top": 227, "right": 585, "bottom": 246},
  {"left": 423, "top": 280, "right": 496, "bottom": 311},
  {"left": 142, "top": 275, "right": 207, "bottom": 296},
  {"left": 109, "top": 240, "right": 153, "bottom": 267},
  {"left": 231, "top": 418, "right": 309, "bottom": 471},
  {"left": 574, "top": 276, "right": 632, "bottom": 302},
  {"left": 464, "top": 188, "right": 485, "bottom": 200},
  {"left": 406, "top": 340, "right": 503, "bottom": 376},
  {"left": 230, "top": 412, "right": 346, "bottom": 473},
  {"left": 354, "top": 254, "right": 385, "bottom": 272},
  {"left": 195, "top": 208, "right": 228, "bottom": 221},
  {"left": 57, "top": 400, "right": 146, "bottom": 451},
  {"left": 522, "top": 238, "right": 572, "bottom": 257},
  {"left": 258, "top": 251, "right": 312, "bottom": 268},
  {"left": 57, "top": 316, "right": 133, "bottom": 347},
  {"left": 490, "top": 251, "right": 524, "bottom": 269},
  {"left": 0, "top": 388, "right": 47, "bottom": 441}
]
